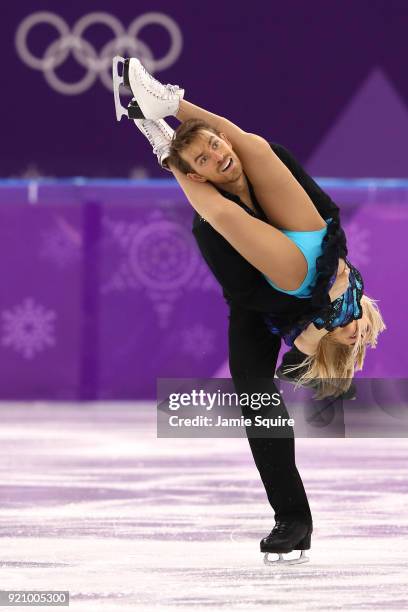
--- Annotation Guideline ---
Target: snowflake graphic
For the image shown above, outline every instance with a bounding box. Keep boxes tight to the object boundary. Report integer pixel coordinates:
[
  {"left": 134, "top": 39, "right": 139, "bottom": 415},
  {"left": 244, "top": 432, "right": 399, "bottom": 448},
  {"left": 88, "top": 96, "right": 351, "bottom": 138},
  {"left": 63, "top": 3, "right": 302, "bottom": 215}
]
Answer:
[
  {"left": 101, "top": 210, "right": 219, "bottom": 328},
  {"left": 181, "top": 324, "right": 216, "bottom": 359},
  {"left": 1, "top": 298, "right": 56, "bottom": 360}
]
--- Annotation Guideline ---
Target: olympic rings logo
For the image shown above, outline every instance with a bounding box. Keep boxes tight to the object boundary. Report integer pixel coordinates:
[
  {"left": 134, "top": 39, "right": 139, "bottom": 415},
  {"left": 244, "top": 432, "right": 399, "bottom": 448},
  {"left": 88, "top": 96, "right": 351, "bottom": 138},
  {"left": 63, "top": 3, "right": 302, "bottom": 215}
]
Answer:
[{"left": 15, "top": 11, "right": 183, "bottom": 95}]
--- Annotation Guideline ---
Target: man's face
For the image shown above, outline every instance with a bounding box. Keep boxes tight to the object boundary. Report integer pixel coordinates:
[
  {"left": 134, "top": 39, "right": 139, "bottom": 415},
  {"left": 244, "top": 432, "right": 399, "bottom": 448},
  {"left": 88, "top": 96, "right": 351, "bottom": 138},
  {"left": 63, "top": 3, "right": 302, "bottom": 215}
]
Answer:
[{"left": 180, "top": 130, "right": 243, "bottom": 186}]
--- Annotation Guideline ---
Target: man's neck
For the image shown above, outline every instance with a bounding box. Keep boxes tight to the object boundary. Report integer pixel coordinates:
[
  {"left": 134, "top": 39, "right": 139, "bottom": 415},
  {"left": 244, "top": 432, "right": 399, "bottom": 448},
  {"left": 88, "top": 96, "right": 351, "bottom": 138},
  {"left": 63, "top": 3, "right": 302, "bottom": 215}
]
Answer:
[{"left": 215, "top": 174, "right": 251, "bottom": 202}]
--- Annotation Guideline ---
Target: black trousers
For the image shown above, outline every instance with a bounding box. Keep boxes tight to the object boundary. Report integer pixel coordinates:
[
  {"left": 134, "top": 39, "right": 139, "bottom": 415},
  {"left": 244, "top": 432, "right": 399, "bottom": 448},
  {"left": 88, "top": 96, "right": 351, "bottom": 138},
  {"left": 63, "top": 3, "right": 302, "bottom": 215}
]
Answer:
[{"left": 228, "top": 306, "right": 312, "bottom": 522}]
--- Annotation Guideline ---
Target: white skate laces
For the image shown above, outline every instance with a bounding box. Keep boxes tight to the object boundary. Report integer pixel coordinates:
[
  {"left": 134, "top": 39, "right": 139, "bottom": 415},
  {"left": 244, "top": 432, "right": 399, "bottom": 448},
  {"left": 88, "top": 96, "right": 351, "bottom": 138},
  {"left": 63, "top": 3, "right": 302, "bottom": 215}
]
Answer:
[{"left": 134, "top": 119, "right": 174, "bottom": 170}]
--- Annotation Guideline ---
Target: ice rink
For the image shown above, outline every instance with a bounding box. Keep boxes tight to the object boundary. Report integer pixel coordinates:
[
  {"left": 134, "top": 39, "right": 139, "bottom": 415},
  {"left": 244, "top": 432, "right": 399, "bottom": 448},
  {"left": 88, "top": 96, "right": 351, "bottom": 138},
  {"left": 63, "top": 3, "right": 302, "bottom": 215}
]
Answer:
[{"left": 0, "top": 403, "right": 407, "bottom": 611}]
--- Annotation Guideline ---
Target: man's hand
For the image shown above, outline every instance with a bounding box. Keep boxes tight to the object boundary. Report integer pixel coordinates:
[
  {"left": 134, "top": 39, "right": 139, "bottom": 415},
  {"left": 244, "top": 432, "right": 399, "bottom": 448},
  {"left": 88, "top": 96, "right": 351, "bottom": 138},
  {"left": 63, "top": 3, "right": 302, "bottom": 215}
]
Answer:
[{"left": 328, "top": 264, "right": 350, "bottom": 303}]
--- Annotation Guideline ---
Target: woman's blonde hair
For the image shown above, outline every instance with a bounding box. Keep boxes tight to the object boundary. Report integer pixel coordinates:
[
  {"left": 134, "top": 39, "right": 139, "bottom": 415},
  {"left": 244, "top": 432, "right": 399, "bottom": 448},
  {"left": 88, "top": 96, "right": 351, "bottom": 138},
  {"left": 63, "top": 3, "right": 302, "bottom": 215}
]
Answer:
[{"left": 283, "top": 295, "right": 386, "bottom": 399}]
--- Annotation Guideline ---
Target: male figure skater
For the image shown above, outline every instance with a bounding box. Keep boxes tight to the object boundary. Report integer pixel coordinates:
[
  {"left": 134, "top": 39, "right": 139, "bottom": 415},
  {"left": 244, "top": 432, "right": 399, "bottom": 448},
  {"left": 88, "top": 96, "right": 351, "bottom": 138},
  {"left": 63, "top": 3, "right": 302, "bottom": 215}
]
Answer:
[
  {"left": 191, "top": 141, "right": 340, "bottom": 565},
  {"left": 113, "top": 56, "right": 348, "bottom": 564}
]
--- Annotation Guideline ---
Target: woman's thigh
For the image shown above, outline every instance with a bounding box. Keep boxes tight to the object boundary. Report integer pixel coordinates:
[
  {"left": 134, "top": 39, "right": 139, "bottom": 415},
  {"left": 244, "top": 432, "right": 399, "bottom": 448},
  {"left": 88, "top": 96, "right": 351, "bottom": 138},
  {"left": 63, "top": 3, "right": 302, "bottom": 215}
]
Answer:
[
  {"left": 171, "top": 163, "right": 310, "bottom": 291},
  {"left": 256, "top": 167, "right": 328, "bottom": 231},
  {"left": 236, "top": 136, "right": 327, "bottom": 232},
  {"left": 215, "top": 204, "right": 310, "bottom": 291}
]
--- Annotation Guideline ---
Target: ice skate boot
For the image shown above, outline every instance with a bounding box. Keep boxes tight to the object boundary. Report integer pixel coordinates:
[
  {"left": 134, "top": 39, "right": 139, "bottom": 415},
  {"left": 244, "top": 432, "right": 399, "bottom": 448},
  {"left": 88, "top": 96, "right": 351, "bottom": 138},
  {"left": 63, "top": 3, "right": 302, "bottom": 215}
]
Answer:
[
  {"left": 113, "top": 56, "right": 184, "bottom": 122},
  {"left": 260, "top": 519, "right": 312, "bottom": 566},
  {"left": 133, "top": 118, "right": 174, "bottom": 171}
]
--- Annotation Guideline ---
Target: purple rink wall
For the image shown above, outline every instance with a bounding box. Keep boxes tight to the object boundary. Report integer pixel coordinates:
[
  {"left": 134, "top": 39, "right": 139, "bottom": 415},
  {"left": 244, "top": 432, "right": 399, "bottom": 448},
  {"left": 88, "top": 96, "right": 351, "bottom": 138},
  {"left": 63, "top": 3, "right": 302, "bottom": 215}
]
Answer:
[
  {"left": 0, "top": 179, "right": 406, "bottom": 400},
  {"left": 1, "top": 2, "right": 408, "bottom": 399}
]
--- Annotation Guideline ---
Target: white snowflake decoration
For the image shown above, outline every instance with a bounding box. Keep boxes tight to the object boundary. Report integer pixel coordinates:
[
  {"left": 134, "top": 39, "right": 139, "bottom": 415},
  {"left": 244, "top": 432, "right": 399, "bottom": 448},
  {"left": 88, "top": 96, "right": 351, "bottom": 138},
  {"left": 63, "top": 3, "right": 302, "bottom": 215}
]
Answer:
[
  {"left": 101, "top": 210, "right": 219, "bottom": 328},
  {"left": 1, "top": 298, "right": 56, "bottom": 360},
  {"left": 181, "top": 324, "right": 216, "bottom": 359}
]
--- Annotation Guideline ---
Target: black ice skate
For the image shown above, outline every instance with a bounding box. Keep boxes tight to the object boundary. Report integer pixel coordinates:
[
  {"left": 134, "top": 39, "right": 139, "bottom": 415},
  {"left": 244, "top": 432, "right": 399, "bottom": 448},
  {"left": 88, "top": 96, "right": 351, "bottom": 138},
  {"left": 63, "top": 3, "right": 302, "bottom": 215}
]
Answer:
[{"left": 260, "top": 519, "right": 312, "bottom": 565}]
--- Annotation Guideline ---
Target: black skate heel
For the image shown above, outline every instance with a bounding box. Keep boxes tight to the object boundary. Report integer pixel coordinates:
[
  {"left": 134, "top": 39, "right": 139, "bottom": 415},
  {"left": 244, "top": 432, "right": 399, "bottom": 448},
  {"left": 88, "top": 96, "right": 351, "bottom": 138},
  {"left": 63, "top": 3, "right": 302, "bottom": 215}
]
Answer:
[
  {"left": 295, "top": 532, "right": 311, "bottom": 550},
  {"left": 127, "top": 99, "right": 145, "bottom": 120},
  {"left": 112, "top": 56, "right": 137, "bottom": 122}
]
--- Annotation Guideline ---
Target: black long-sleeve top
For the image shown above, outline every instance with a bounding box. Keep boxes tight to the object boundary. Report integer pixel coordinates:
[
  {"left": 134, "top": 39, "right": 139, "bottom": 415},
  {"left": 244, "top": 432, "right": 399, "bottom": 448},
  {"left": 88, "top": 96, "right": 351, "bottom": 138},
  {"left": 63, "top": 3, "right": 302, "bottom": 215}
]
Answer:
[{"left": 192, "top": 142, "right": 345, "bottom": 322}]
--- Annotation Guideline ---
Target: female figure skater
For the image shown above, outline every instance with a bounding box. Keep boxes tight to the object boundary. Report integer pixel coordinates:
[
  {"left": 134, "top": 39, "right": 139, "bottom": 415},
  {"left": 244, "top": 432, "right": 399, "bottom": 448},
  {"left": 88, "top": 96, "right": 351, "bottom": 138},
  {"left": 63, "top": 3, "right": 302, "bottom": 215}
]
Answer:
[{"left": 112, "top": 57, "right": 385, "bottom": 563}]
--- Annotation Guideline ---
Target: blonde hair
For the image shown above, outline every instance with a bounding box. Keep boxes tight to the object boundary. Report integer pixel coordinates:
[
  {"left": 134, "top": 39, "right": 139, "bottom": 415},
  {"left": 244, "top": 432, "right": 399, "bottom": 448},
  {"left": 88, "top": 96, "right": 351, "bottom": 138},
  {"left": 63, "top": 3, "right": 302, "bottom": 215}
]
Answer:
[{"left": 283, "top": 295, "right": 386, "bottom": 399}]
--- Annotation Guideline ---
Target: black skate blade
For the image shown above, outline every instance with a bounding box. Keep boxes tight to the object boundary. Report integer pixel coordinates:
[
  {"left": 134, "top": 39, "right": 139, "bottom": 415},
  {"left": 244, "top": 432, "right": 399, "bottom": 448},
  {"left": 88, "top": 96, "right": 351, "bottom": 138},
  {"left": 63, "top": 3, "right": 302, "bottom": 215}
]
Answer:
[
  {"left": 127, "top": 100, "right": 145, "bottom": 120},
  {"left": 123, "top": 59, "right": 130, "bottom": 89}
]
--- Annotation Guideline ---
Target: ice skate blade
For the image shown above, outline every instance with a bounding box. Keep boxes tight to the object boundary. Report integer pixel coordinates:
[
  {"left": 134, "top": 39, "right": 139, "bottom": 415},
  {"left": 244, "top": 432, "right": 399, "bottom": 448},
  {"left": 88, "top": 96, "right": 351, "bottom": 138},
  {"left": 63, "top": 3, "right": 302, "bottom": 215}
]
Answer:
[
  {"left": 112, "top": 56, "right": 129, "bottom": 122},
  {"left": 263, "top": 550, "right": 309, "bottom": 566}
]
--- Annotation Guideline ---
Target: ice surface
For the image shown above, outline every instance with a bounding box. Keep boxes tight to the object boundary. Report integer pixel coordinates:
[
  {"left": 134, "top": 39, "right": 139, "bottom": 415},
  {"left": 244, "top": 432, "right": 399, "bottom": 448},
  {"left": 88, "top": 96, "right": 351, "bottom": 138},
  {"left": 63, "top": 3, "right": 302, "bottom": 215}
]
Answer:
[{"left": 0, "top": 402, "right": 407, "bottom": 611}]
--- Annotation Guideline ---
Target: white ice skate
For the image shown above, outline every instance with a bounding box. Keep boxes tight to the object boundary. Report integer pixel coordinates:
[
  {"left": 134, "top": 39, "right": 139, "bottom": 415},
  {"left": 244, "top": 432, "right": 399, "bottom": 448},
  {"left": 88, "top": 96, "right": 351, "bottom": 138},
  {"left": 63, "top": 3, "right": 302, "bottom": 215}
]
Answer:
[
  {"left": 113, "top": 56, "right": 184, "bottom": 122},
  {"left": 133, "top": 118, "right": 174, "bottom": 171}
]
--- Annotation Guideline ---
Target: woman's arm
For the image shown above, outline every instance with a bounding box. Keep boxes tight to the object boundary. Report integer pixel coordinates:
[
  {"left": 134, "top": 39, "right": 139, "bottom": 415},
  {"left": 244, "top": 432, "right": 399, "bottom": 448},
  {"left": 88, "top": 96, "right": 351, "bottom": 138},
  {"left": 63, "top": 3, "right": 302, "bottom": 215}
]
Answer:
[{"left": 294, "top": 261, "right": 350, "bottom": 355}]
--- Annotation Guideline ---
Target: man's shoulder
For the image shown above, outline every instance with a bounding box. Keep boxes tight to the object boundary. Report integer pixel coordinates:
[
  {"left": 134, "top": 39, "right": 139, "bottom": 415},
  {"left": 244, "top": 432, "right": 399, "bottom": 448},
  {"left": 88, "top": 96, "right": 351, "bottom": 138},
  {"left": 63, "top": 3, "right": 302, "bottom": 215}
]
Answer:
[{"left": 268, "top": 141, "right": 292, "bottom": 158}]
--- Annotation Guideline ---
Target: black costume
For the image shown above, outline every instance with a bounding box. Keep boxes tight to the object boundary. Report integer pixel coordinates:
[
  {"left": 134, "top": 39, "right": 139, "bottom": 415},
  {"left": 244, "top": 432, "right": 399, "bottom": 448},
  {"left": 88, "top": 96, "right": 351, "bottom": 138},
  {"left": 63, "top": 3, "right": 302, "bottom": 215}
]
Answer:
[{"left": 192, "top": 143, "right": 349, "bottom": 522}]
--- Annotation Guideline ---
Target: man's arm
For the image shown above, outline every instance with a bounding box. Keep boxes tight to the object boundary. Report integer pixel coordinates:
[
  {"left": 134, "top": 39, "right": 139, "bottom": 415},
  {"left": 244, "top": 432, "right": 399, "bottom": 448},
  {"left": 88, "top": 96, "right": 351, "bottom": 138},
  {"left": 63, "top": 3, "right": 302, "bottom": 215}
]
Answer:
[{"left": 293, "top": 324, "right": 329, "bottom": 355}]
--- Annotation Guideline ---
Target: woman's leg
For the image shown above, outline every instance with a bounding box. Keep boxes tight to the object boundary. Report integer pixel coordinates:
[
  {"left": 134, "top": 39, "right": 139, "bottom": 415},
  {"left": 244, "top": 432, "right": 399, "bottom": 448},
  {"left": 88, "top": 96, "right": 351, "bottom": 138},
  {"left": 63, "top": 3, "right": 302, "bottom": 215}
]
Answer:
[
  {"left": 176, "top": 100, "right": 326, "bottom": 232},
  {"left": 169, "top": 163, "right": 308, "bottom": 291}
]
